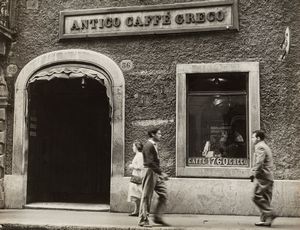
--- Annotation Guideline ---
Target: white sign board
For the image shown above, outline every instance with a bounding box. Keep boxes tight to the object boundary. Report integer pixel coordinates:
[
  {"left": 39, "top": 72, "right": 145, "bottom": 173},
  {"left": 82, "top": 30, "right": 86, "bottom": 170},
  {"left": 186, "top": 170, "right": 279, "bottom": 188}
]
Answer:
[{"left": 59, "top": 0, "right": 239, "bottom": 39}]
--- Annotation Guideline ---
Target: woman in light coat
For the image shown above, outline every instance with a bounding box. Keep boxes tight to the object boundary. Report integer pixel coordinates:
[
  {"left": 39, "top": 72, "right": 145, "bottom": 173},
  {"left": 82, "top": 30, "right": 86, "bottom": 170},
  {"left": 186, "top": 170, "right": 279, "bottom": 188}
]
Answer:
[{"left": 127, "top": 141, "right": 144, "bottom": 216}]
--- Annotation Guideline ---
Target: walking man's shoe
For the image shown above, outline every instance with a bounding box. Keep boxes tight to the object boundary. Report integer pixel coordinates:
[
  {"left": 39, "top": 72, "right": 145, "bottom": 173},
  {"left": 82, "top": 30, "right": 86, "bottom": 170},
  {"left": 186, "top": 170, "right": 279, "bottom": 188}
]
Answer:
[
  {"left": 138, "top": 221, "right": 152, "bottom": 227},
  {"left": 268, "top": 215, "right": 277, "bottom": 223},
  {"left": 255, "top": 221, "right": 271, "bottom": 227},
  {"left": 255, "top": 214, "right": 277, "bottom": 227}
]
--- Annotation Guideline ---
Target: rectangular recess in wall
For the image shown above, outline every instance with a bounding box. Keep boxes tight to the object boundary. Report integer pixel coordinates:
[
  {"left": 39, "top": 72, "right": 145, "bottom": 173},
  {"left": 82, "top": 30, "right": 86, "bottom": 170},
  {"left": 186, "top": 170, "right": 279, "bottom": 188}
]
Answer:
[{"left": 176, "top": 62, "right": 260, "bottom": 178}]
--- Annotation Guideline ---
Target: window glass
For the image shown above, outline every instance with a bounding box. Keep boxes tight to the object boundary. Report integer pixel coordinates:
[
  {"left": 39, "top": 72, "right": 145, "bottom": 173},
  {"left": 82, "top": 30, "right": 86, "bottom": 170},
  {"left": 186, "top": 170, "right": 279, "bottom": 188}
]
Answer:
[
  {"left": 188, "top": 72, "right": 247, "bottom": 91},
  {"left": 187, "top": 73, "right": 248, "bottom": 167}
]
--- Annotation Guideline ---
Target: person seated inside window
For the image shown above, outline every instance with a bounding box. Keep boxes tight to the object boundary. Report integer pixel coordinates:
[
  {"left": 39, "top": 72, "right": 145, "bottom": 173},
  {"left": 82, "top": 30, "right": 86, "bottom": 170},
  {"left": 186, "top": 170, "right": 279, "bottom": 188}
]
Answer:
[{"left": 222, "top": 120, "right": 246, "bottom": 158}]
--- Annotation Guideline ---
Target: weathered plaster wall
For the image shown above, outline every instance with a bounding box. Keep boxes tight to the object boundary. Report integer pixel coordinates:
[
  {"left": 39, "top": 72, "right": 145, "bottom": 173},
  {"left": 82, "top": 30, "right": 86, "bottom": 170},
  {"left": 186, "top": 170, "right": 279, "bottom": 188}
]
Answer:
[
  {"left": 111, "top": 177, "right": 300, "bottom": 216},
  {"left": 4, "top": 0, "right": 300, "bottom": 180}
]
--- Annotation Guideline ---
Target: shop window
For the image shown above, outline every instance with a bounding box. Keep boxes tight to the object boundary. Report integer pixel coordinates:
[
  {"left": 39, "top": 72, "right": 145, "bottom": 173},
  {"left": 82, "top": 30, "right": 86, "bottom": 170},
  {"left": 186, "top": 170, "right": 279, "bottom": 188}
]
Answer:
[{"left": 176, "top": 63, "right": 260, "bottom": 178}]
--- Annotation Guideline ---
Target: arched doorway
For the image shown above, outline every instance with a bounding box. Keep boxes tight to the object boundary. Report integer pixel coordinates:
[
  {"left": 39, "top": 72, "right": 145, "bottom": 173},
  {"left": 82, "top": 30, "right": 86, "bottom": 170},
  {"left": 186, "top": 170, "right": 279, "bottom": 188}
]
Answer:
[
  {"left": 8, "top": 49, "right": 125, "bottom": 208},
  {"left": 26, "top": 65, "right": 111, "bottom": 204}
]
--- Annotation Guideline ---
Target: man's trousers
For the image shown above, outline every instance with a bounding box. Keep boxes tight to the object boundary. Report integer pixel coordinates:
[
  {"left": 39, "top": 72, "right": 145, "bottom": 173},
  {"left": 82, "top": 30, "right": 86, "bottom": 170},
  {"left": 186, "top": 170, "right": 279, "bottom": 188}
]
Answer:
[
  {"left": 138, "top": 168, "right": 167, "bottom": 224},
  {"left": 252, "top": 178, "right": 274, "bottom": 221}
]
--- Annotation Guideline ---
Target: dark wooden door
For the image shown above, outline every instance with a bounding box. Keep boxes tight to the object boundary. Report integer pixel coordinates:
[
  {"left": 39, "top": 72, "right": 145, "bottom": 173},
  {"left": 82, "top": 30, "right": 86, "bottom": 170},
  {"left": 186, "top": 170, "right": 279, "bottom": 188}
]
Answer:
[{"left": 27, "top": 78, "right": 111, "bottom": 204}]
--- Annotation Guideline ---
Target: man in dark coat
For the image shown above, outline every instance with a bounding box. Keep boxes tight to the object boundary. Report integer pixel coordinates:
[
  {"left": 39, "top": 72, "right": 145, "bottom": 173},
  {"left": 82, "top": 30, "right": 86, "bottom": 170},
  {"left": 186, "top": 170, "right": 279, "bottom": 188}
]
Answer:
[
  {"left": 138, "top": 128, "right": 169, "bottom": 227},
  {"left": 250, "top": 130, "right": 276, "bottom": 227}
]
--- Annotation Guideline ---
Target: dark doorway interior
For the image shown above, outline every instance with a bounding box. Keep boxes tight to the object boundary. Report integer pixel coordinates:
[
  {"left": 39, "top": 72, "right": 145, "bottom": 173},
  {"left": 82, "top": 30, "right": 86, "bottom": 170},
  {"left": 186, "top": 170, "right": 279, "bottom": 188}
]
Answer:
[{"left": 27, "top": 78, "right": 111, "bottom": 204}]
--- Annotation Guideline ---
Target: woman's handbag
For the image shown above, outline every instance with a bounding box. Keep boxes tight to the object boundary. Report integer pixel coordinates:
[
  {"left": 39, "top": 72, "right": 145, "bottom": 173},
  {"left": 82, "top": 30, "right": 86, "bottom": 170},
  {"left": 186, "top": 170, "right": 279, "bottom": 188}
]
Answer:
[{"left": 130, "top": 175, "right": 142, "bottom": 184}]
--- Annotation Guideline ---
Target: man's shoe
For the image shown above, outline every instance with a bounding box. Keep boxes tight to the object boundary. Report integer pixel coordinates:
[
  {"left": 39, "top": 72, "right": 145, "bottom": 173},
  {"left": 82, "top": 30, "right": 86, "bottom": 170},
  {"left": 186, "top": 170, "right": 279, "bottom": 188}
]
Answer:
[
  {"left": 269, "top": 215, "right": 277, "bottom": 222},
  {"left": 153, "top": 217, "right": 170, "bottom": 226},
  {"left": 255, "top": 221, "right": 271, "bottom": 227},
  {"left": 265, "top": 215, "right": 277, "bottom": 226},
  {"left": 138, "top": 221, "right": 152, "bottom": 227}
]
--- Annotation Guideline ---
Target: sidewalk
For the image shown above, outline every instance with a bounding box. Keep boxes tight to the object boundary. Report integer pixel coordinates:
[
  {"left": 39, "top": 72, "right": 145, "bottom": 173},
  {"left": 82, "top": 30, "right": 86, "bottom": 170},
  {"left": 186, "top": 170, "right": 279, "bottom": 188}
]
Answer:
[{"left": 0, "top": 209, "right": 300, "bottom": 230}]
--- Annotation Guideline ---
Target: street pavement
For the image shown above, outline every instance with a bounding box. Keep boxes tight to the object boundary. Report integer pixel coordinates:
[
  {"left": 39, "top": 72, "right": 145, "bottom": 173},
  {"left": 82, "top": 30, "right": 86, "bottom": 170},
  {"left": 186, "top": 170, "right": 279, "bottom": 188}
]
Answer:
[{"left": 0, "top": 209, "right": 300, "bottom": 230}]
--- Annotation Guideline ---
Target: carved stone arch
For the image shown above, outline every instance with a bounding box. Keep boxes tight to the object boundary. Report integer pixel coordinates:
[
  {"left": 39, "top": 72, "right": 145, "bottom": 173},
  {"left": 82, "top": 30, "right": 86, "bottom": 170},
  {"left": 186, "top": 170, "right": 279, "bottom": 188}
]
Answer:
[
  {"left": 7, "top": 49, "right": 124, "bottom": 208},
  {"left": 0, "top": 66, "right": 8, "bottom": 208}
]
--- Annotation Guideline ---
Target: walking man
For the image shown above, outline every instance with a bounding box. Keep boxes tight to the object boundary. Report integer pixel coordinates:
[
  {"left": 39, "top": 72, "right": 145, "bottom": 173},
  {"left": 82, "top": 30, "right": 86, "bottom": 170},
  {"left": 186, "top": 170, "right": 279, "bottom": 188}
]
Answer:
[
  {"left": 138, "top": 127, "right": 169, "bottom": 227},
  {"left": 250, "top": 130, "right": 276, "bottom": 227}
]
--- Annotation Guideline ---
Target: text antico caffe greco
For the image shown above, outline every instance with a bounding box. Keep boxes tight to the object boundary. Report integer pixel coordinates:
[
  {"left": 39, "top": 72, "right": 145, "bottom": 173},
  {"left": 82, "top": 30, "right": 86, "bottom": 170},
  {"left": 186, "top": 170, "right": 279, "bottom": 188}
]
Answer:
[{"left": 70, "top": 10, "right": 226, "bottom": 31}]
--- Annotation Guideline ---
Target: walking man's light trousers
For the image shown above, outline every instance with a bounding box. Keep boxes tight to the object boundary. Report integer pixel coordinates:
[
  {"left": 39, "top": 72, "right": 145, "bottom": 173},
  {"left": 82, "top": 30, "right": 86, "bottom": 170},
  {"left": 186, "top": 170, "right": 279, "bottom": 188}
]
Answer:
[
  {"left": 253, "top": 178, "right": 274, "bottom": 221},
  {"left": 138, "top": 168, "right": 167, "bottom": 225}
]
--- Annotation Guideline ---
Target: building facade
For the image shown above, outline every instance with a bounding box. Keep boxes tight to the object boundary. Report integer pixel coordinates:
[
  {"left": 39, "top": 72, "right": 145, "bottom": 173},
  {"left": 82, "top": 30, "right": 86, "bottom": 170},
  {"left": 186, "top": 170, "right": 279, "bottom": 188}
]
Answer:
[{"left": 0, "top": 0, "right": 300, "bottom": 216}]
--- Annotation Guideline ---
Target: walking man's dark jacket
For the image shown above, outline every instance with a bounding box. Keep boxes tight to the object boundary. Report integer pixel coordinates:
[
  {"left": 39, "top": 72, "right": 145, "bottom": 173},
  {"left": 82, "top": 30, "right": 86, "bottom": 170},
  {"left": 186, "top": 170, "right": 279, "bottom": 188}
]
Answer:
[{"left": 142, "top": 140, "right": 162, "bottom": 175}]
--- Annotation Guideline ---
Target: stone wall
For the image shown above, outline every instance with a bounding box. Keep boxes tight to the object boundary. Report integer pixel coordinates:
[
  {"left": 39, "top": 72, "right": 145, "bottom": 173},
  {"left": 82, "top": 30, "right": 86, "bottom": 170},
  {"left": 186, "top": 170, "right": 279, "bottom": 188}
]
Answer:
[
  {"left": 4, "top": 0, "right": 300, "bottom": 181},
  {"left": 111, "top": 177, "right": 300, "bottom": 216}
]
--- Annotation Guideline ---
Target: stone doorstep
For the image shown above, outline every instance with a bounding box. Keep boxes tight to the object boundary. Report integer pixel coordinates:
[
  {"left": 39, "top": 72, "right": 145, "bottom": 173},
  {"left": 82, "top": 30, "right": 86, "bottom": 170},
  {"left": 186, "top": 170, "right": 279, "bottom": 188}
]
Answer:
[
  {"left": 24, "top": 202, "right": 110, "bottom": 212},
  {"left": 0, "top": 224, "right": 174, "bottom": 230}
]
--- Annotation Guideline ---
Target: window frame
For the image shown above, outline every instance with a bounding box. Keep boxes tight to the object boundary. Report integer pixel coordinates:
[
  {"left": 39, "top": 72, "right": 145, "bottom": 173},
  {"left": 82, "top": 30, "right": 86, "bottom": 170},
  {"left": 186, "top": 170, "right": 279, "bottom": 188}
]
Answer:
[{"left": 176, "top": 62, "right": 260, "bottom": 178}]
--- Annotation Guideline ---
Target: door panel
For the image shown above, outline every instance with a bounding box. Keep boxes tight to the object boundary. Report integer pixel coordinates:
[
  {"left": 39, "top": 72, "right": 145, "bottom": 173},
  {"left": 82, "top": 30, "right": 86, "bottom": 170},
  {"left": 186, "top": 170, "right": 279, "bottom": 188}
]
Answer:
[{"left": 27, "top": 78, "right": 111, "bottom": 204}]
